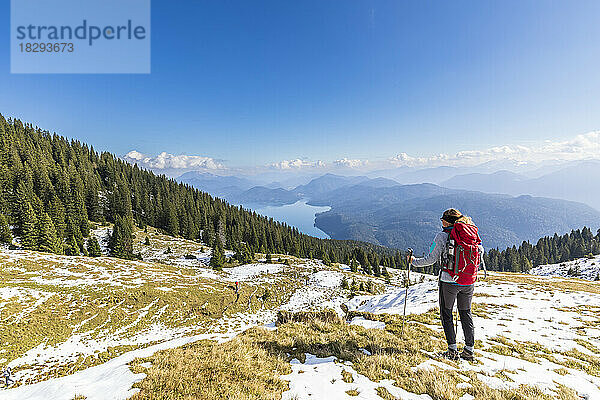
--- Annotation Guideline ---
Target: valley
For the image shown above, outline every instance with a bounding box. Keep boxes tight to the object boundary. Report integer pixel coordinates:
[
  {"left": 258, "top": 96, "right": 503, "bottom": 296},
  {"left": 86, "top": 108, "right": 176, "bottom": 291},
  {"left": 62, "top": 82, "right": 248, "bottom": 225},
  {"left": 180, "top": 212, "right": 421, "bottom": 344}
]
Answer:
[{"left": 180, "top": 172, "right": 600, "bottom": 253}]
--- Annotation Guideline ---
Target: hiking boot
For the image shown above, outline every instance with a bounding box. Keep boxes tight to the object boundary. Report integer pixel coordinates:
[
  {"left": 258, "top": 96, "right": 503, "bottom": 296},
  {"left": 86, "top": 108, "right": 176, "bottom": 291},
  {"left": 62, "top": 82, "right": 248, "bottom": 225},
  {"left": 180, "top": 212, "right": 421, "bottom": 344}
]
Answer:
[
  {"left": 460, "top": 348, "right": 474, "bottom": 361},
  {"left": 438, "top": 349, "right": 459, "bottom": 360}
]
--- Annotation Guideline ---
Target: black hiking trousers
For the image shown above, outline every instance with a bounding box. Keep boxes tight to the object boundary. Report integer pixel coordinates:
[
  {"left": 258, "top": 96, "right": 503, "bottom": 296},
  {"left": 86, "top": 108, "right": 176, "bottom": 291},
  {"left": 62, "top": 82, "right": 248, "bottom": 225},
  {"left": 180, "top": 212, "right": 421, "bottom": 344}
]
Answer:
[{"left": 439, "top": 281, "right": 474, "bottom": 348}]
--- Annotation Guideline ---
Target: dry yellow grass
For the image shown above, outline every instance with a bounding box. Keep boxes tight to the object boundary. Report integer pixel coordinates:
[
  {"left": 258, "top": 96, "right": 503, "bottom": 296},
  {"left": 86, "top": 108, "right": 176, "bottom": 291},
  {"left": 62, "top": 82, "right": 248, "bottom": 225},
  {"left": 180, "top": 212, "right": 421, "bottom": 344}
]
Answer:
[
  {"left": 130, "top": 310, "right": 576, "bottom": 400},
  {"left": 130, "top": 335, "right": 290, "bottom": 400},
  {"left": 487, "top": 273, "right": 600, "bottom": 295}
]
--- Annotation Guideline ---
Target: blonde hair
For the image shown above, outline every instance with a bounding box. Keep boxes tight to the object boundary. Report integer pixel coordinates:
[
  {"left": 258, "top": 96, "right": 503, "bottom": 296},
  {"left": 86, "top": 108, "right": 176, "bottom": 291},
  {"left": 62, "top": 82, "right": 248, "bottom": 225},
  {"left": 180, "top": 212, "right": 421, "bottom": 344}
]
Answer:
[{"left": 456, "top": 215, "right": 474, "bottom": 225}]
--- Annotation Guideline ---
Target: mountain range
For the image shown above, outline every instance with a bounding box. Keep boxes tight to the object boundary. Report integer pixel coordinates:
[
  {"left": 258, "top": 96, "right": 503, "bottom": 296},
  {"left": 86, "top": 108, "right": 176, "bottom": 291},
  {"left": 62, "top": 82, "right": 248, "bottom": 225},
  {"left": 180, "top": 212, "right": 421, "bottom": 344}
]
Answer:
[
  {"left": 178, "top": 164, "right": 600, "bottom": 253},
  {"left": 441, "top": 160, "right": 600, "bottom": 211}
]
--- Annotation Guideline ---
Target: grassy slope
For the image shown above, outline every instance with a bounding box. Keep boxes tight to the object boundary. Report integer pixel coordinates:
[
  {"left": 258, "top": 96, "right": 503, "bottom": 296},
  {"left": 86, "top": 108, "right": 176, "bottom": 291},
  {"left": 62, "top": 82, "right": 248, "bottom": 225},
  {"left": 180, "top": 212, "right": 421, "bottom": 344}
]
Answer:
[
  {"left": 129, "top": 273, "right": 600, "bottom": 400},
  {"left": 0, "top": 224, "right": 386, "bottom": 388},
  {"left": 130, "top": 311, "right": 581, "bottom": 400},
  {"left": 0, "top": 226, "right": 305, "bottom": 386},
  {"left": 2, "top": 226, "right": 599, "bottom": 399}
]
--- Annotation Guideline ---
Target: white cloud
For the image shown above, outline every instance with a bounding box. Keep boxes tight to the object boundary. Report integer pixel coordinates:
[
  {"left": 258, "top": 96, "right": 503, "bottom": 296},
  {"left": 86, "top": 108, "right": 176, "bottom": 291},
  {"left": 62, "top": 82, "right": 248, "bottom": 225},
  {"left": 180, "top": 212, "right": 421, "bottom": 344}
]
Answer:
[
  {"left": 333, "top": 158, "right": 368, "bottom": 168},
  {"left": 389, "top": 131, "right": 600, "bottom": 168},
  {"left": 269, "top": 158, "right": 327, "bottom": 170},
  {"left": 123, "top": 131, "right": 600, "bottom": 175},
  {"left": 123, "top": 150, "right": 225, "bottom": 170}
]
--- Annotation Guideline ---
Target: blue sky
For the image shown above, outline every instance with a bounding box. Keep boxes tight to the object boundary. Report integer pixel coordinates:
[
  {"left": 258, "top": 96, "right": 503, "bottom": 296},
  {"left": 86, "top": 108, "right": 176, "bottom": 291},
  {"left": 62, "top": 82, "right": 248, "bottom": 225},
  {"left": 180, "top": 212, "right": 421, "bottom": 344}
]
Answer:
[{"left": 2, "top": 1, "right": 600, "bottom": 171}]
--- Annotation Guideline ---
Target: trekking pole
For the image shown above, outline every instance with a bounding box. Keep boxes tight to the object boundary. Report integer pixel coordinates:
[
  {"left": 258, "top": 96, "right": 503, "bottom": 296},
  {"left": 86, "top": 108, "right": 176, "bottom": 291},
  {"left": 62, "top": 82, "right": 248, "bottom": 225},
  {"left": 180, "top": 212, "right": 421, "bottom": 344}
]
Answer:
[
  {"left": 454, "top": 302, "right": 459, "bottom": 335},
  {"left": 401, "top": 248, "right": 413, "bottom": 337}
]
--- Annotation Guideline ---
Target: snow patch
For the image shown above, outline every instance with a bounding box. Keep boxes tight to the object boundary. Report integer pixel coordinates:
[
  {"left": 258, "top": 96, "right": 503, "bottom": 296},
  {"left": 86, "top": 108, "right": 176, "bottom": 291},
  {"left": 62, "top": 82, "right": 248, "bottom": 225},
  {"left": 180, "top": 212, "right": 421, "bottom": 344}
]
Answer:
[
  {"left": 281, "top": 353, "right": 432, "bottom": 400},
  {"left": 349, "top": 317, "right": 385, "bottom": 330}
]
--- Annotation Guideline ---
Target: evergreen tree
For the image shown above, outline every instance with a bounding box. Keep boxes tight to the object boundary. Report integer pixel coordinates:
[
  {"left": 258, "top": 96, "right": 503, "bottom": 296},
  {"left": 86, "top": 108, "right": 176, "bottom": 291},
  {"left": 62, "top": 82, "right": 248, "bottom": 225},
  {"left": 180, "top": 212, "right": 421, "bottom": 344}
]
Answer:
[
  {"left": 210, "top": 237, "right": 226, "bottom": 270},
  {"left": 340, "top": 276, "right": 349, "bottom": 290},
  {"left": 366, "top": 280, "right": 374, "bottom": 294},
  {"left": 65, "top": 235, "right": 79, "bottom": 256},
  {"left": 362, "top": 261, "right": 372, "bottom": 275},
  {"left": 350, "top": 257, "right": 358, "bottom": 273},
  {"left": 109, "top": 215, "right": 135, "bottom": 259},
  {"left": 20, "top": 201, "right": 38, "bottom": 250},
  {"left": 328, "top": 249, "right": 337, "bottom": 264},
  {"left": 234, "top": 243, "right": 252, "bottom": 264},
  {"left": 87, "top": 236, "right": 102, "bottom": 257},
  {"left": 321, "top": 250, "right": 331, "bottom": 266},
  {"left": 0, "top": 214, "right": 12, "bottom": 244},
  {"left": 36, "top": 212, "right": 62, "bottom": 254}
]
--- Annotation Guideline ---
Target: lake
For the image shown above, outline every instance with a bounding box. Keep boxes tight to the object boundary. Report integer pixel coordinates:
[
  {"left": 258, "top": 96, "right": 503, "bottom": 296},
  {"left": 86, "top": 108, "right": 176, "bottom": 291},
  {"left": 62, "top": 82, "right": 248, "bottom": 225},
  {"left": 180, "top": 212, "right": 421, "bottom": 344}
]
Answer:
[{"left": 243, "top": 200, "right": 331, "bottom": 239}]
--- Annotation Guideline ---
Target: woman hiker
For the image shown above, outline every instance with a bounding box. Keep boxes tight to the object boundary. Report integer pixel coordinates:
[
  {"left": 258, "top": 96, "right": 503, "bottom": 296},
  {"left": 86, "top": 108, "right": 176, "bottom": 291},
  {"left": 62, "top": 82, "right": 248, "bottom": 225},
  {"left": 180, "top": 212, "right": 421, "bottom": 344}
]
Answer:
[{"left": 408, "top": 208, "right": 486, "bottom": 361}]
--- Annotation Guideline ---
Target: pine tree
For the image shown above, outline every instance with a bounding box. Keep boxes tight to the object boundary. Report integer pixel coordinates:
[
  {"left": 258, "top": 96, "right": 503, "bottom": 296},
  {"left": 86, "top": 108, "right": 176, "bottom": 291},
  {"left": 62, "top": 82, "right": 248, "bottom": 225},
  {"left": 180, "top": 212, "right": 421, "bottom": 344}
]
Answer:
[
  {"left": 20, "top": 201, "right": 38, "bottom": 250},
  {"left": 36, "top": 213, "right": 62, "bottom": 254},
  {"left": 340, "top": 276, "right": 349, "bottom": 290},
  {"left": 87, "top": 236, "right": 102, "bottom": 257},
  {"left": 328, "top": 249, "right": 337, "bottom": 264},
  {"left": 210, "top": 237, "right": 226, "bottom": 270},
  {"left": 350, "top": 257, "right": 358, "bottom": 273},
  {"left": 0, "top": 214, "right": 12, "bottom": 244},
  {"left": 321, "top": 250, "right": 330, "bottom": 266},
  {"left": 65, "top": 235, "right": 79, "bottom": 256},
  {"left": 362, "top": 261, "right": 372, "bottom": 275},
  {"left": 109, "top": 215, "right": 135, "bottom": 259},
  {"left": 234, "top": 243, "right": 252, "bottom": 264}
]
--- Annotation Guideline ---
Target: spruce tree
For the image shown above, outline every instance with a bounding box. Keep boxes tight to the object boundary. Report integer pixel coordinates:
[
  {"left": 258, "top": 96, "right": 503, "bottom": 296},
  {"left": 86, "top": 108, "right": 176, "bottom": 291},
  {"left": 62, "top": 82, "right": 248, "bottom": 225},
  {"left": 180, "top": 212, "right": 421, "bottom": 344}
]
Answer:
[
  {"left": 109, "top": 215, "right": 135, "bottom": 260},
  {"left": 340, "top": 276, "right": 349, "bottom": 290},
  {"left": 210, "top": 237, "right": 226, "bottom": 270},
  {"left": 87, "top": 236, "right": 102, "bottom": 257},
  {"left": 234, "top": 243, "right": 252, "bottom": 264},
  {"left": 65, "top": 235, "right": 79, "bottom": 256},
  {"left": 321, "top": 250, "right": 330, "bottom": 266},
  {"left": 0, "top": 214, "right": 11, "bottom": 244},
  {"left": 36, "top": 213, "right": 62, "bottom": 254},
  {"left": 362, "top": 261, "right": 372, "bottom": 275},
  {"left": 20, "top": 202, "right": 38, "bottom": 250},
  {"left": 350, "top": 257, "right": 358, "bottom": 273}
]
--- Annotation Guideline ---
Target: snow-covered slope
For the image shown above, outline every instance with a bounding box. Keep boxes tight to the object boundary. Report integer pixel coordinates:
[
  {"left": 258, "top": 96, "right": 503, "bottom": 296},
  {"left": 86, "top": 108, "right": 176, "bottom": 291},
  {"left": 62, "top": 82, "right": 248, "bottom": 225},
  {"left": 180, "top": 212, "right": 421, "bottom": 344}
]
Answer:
[
  {"left": 530, "top": 254, "right": 600, "bottom": 281},
  {"left": 282, "top": 272, "right": 600, "bottom": 399},
  {"left": 1, "top": 233, "right": 600, "bottom": 399}
]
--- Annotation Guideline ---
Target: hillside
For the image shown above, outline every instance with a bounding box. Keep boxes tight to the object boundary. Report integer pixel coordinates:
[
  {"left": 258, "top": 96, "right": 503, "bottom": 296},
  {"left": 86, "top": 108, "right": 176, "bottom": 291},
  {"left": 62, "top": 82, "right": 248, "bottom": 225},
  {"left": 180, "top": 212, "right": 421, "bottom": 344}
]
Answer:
[
  {"left": 1, "top": 235, "right": 599, "bottom": 399},
  {"left": 0, "top": 115, "right": 399, "bottom": 266},
  {"left": 530, "top": 254, "right": 600, "bottom": 281}
]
